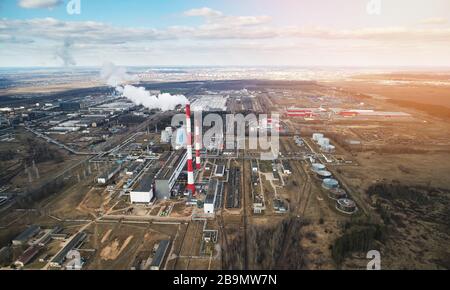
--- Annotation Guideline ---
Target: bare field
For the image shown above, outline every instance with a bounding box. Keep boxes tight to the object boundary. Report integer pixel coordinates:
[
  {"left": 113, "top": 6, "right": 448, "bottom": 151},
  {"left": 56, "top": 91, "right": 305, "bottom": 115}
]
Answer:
[{"left": 330, "top": 77, "right": 450, "bottom": 108}]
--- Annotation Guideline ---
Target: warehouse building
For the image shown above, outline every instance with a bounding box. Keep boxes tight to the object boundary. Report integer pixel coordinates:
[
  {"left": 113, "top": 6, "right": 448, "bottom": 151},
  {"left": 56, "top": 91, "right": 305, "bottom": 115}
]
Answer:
[
  {"left": 204, "top": 179, "right": 223, "bottom": 214},
  {"left": 150, "top": 240, "right": 171, "bottom": 270},
  {"left": 60, "top": 102, "right": 82, "bottom": 112},
  {"left": 50, "top": 232, "right": 87, "bottom": 268},
  {"left": 154, "top": 150, "right": 187, "bottom": 200},
  {"left": 14, "top": 246, "right": 42, "bottom": 268},
  {"left": 97, "top": 164, "right": 121, "bottom": 184},
  {"left": 12, "top": 225, "right": 41, "bottom": 246},
  {"left": 130, "top": 172, "right": 156, "bottom": 204},
  {"left": 214, "top": 164, "right": 225, "bottom": 178}
]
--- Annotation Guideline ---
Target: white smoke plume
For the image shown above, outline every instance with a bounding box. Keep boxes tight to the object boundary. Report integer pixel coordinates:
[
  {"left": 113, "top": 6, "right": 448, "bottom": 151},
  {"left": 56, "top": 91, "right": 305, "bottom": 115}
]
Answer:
[
  {"left": 56, "top": 39, "right": 76, "bottom": 67},
  {"left": 100, "top": 62, "right": 138, "bottom": 87},
  {"left": 116, "top": 85, "right": 187, "bottom": 111},
  {"left": 100, "top": 62, "right": 187, "bottom": 111}
]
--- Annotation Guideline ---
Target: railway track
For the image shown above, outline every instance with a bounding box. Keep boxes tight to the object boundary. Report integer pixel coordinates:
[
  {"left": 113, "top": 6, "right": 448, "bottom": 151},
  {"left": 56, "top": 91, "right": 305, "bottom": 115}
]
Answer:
[
  {"left": 217, "top": 213, "right": 229, "bottom": 269},
  {"left": 173, "top": 220, "right": 201, "bottom": 270},
  {"left": 241, "top": 158, "right": 249, "bottom": 270},
  {"left": 275, "top": 159, "right": 312, "bottom": 269}
]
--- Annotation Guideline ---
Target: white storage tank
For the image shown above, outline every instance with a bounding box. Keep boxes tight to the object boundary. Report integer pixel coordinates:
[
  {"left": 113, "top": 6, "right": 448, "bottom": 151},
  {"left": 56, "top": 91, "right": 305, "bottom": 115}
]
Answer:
[
  {"left": 321, "top": 144, "right": 335, "bottom": 152},
  {"left": 318, "top": 138, "right": 330, "bottom": 147},
  {"left": 312, "top": 133, "right": 324, "bottom": 142},
  {"left": 312, "top": 163, "right": 326, "bottom": 172},
  {"left": 316, "top": 170, "right": 332, "bottom": 179},
  {"left": 322, "top": 178, "right": 339, "bottom": 190}
]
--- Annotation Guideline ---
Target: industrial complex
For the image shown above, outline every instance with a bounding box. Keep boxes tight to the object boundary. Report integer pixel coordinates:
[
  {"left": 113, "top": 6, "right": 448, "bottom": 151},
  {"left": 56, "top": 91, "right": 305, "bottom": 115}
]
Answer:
[{"left": 1, "top": 74, "right": 449, "bottom": 271}]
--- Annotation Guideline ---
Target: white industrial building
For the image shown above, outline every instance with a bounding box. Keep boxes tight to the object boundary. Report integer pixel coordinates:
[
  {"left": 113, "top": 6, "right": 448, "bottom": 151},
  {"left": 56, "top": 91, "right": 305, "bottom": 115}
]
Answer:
[
  {"left": 160, "top": 127, "right": 173, "bottom": 144},
  {"left": 204, "top": 179, "right": 223, "bottom": 214},
  {"left": 89, "top": 101, "right": 136, "bottom": 113},
  {"left": 155, "top": 150, "right": 187, "bottom": 199},
  {"left": 191, "top": 96, "right": 228, "bottom": 112},
  {"left": 130, "top": 172, "right": 155, "bottom": 204}
]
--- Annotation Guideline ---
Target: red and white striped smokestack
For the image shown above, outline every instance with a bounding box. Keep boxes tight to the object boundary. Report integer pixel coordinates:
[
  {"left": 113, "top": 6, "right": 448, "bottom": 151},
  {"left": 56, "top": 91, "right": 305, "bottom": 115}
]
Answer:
[
  {"left": 194, "top": 117, "right": 201, "bottom": 170},
  {"left": 185, "top": 103, "right": 196, "bottom": 194}
]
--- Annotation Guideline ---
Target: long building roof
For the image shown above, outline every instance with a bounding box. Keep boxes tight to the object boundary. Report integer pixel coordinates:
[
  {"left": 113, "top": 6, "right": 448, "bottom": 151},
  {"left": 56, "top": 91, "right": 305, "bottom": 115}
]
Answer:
[
  {"left": 150, "top": 240, "right": 170, "bottom": 268},
  {"left": 156, "top": 150, "right": 187, "bottom": 180},
  {"left": 51, "top": 232, "right": 87, "bottom": 266},
  {"left": 133, "top": 163, "right": 161, "bottom": 193},
  {"left": 13, "top": 225, "right": 40, "bottom": 243}
]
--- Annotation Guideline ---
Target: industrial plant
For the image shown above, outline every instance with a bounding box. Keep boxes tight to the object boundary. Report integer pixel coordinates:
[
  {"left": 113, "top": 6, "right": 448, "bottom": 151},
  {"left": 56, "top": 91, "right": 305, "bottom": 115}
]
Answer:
[{"left": 1, "top": 0, "right": 450, "bottom": 272}]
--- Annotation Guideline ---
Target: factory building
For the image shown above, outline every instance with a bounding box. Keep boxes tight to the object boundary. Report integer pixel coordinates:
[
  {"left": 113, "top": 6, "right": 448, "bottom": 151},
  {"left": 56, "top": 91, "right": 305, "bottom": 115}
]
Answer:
[
  {"left": 60, "top": 102, "right": 82, "bottom": 112},
  {"left": 97, "top": 164, "right": 122, "bottom": 184},
  {"left": 150, "top": 240, "right": 171, "bottom": 270},
  {"left": 12, "top": 225, "right": 41, "bottom": 246},
  {"left": 29, "top": 226, "right": 62, "bottom": 247},
  {"left": 50, "top": 232, "right": 87, "bottom": 268},
  {"left": 160, "top": 127, "right": 173, "bottom": 144},
  {"left": 336, "top": 198, "right": 358, "bottom": 214},
  {"left": 312, "top": 133, "right": 324, "bottom": 142},
  {"left": 286, "top": 107, "right": 320, "bottom": 118},
  {"left": 313, "top": 133, "right": 336, "bottom": 152},
  {"left": 214, "top": 164, "right": 225, "bottom": 178},
  {"left": 173, "top": 127, "right": 187, "bottom": 150},
  {"left": 191, "top": 96, "right": 228, "bottom": 112},
  {"left": 14, "top": 246, "right": 42, "bottom": 268},
  {"left": 130, "top": 172, "right": 155, "bottom": 204},
  {"left": 335, "top": 109, "right": 411, "bottom": 118},
  {"left": 89, "top": 101, "right": 135, "bottom": 113},
  {"left": 125, "top": 162, "right": 141, "bottom": 176},
  {"left": 321, "top": 144, "right": 336, "bottom": 153},
  {"left": 154, "top": 150, "right": 187, "bottom": 199},
  {"left": 204, "top": 179, "right": 223, "bottom": 215},
  {"left": 318, "top": 137, "right": 330, "bottom": 147}
]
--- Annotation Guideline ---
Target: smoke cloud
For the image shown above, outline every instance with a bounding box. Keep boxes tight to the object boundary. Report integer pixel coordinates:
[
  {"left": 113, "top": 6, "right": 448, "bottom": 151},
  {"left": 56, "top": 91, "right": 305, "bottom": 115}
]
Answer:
[
  {"left": 56, "top": 39, "right": 76, "bottom": 67},
  {"left": 100, "top": 62, "right": 187, "bottom": 111},
  {"left": 116, "top": 85, "right": 187, "bottom": 111},
  {"left": 100, "top": 62, "right": 138, "bottom": 87}
]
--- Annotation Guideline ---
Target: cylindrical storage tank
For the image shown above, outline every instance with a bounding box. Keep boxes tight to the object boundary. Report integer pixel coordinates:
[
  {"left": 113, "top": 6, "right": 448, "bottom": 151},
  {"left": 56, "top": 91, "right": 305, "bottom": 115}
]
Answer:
[
  {"left": 336, "top": 198, "right": 357, "bottom": 214},
  {"left": 328, "top": 188, "right": 347, "bottom": 200},
  {"left": 312, "top": 133, "right": 324, "bottom": 142},
  {"left": 316, "top": 170, "right": 332, "bottom": 179},
  {"left": 322, "top": 178, "right": 339, "bottom": 190},
  {"left": 312, "top": 163, "right": 326, "bottom": 172},
  {"left": 318, "top": 138, "right": 330, "bottom": 146},
  {"left": 321, "top": 144, "right": 335, "bottom": 152}
]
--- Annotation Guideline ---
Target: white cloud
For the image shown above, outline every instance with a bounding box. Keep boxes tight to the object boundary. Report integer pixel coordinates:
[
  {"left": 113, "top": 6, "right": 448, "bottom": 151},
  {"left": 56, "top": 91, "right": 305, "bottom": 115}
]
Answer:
[
  {"left": 1, "top": 7, "right": 450, "bottom": 66},
  {"left": 18, "top": 0, "right": 63, "bottom": 9},
  {"left": 184, "top": 7, "right": 223, "bottom": 18}
]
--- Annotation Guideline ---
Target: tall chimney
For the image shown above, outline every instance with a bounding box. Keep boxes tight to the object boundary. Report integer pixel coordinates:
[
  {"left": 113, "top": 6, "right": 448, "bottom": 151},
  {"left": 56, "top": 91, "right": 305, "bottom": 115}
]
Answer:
[
  {"left": 185, "top": 103, "right": 196, "bottom": 194},
  {"left": 194, "top": 115, "right": 201, "bottom": 170}
]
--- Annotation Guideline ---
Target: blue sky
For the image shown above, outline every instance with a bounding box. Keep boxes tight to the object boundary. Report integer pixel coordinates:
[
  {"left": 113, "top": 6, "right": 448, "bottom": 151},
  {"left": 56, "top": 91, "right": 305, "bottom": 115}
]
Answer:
[{"left": 1, "top": 0, "right": 450, "bottom": 67}]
